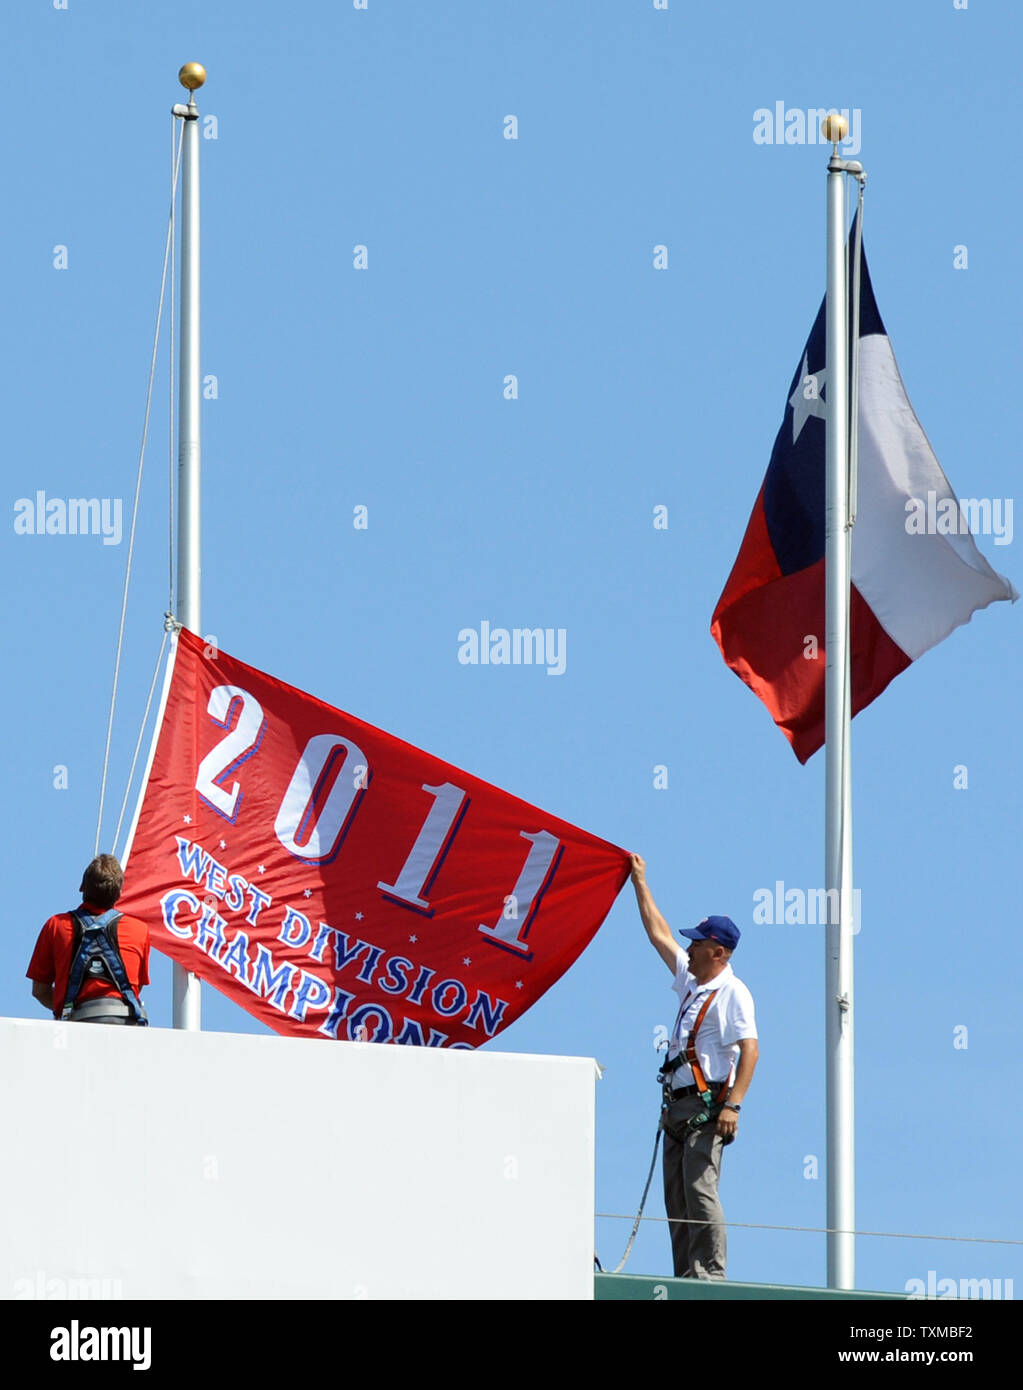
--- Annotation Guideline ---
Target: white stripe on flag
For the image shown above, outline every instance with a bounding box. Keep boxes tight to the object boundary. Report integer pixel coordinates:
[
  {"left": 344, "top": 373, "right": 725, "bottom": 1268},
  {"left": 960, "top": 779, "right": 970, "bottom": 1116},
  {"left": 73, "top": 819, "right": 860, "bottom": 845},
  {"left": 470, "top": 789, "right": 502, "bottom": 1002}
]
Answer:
[{"left": 851, "top": 335, "right": 1017, "bottom": 662}]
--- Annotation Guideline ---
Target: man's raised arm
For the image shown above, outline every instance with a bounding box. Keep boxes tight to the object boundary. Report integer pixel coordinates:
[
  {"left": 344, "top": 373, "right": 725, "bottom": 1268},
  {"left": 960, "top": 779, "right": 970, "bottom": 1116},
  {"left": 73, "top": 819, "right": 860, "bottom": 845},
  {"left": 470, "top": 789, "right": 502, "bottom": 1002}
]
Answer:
[{"left": 630, "top": 854, "right": 678, "bottom": 973}]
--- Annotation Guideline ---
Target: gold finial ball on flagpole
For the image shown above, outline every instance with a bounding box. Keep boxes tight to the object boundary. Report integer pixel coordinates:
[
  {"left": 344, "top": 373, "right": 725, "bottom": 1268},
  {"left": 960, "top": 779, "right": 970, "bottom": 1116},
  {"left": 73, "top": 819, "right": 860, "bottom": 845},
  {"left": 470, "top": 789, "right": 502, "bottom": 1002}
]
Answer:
[
  {"left": 821, "top": 113, "right": 848, "bottom": 145},
  {"left": 178, "top": 62, "right": 207, "bottom": 92}
]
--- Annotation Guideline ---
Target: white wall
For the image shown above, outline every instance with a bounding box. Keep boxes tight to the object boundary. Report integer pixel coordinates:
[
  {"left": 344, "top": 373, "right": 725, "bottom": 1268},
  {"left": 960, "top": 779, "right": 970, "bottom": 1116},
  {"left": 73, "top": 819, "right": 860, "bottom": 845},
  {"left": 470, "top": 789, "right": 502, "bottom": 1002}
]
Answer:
[{"left": 0, "top": 1017, "right": 595, "bottom": 1300}]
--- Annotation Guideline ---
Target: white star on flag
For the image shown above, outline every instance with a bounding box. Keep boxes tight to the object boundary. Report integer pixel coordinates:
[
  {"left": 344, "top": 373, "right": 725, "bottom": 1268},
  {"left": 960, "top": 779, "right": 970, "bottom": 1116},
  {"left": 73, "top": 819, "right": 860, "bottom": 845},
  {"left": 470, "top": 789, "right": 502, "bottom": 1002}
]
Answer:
[
  {"left": 219, "top": 839, "right": 227, "bottom": 850},
  {"left": 515, "top": 981, "right": 523, "bottom": 990},
  {"left": 183, "top": 814, "right": 191, "bottom": 824},
  {"left": 257, "top": 865, "right": 265, "bottom": 875},
  {"left": 409, "top": 934, "right": 418, "bottom": 944},
  {"left": 303, "top": 889, "right": 312, "bottom": 898},
  {"left": 462, "top": 957, "right": 471, "bottom": 966},
  {"left": 355, "top": 912, "right": 363, "bottom": 921},
  {"left": 789, "top": 352, "right": 827, "bottom": 443}
]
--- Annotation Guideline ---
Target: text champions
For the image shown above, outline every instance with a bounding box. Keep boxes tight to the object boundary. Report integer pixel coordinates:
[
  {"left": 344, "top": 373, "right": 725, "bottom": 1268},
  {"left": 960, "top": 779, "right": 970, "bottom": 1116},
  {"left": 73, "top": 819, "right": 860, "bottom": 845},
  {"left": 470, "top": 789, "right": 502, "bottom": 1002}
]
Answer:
[{"left": 165, "top": 837, "right": 509, "bottom": 1047}]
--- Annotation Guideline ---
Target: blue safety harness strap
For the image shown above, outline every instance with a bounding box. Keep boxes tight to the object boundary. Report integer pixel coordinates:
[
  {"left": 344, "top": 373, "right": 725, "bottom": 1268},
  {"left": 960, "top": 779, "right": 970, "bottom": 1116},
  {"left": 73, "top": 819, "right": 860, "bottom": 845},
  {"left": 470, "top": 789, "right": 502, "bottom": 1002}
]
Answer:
[{"left": 61, "top": 908, "right": 148, "bottom": 1025}]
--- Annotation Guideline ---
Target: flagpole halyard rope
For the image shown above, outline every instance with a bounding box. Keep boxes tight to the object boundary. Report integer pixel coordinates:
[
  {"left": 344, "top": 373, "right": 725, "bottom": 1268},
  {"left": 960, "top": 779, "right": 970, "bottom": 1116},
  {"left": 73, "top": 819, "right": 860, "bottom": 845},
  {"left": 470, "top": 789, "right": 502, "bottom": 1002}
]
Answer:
[
  {"left": 169, "top": 113, "right": 177, "bottom": 618},
  {"left": 94, "top": 119, "right": 186, "bottom": 857},
  {"left": 111, "top": 629, "right": 170, "bottom": 857},
  {"left": 848, "top": 177, "right": 866, "bottom": 528}
]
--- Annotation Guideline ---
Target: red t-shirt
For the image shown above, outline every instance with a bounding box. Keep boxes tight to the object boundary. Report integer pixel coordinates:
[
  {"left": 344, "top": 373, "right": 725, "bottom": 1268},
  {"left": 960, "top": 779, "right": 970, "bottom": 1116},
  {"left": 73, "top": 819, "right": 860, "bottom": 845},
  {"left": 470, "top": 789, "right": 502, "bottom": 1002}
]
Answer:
[{"left": 26, "top": 901, "right": 151, "bottom": 1017}]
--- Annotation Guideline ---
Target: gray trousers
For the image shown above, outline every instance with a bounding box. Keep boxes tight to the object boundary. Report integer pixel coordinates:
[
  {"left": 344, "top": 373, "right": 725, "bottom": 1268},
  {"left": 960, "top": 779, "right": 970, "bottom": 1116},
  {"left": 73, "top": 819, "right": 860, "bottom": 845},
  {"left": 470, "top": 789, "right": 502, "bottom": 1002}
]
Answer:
[{"left": 661, "top": 1093, "right": 728, "bottom": 1279}]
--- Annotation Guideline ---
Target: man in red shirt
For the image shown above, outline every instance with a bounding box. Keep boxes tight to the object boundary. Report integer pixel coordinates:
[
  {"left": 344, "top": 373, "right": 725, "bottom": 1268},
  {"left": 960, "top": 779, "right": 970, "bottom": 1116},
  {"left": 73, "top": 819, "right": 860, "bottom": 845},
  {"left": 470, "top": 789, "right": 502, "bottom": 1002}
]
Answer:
[{"left": 27, "top": 854, "right": 150, "bottom": 1024}]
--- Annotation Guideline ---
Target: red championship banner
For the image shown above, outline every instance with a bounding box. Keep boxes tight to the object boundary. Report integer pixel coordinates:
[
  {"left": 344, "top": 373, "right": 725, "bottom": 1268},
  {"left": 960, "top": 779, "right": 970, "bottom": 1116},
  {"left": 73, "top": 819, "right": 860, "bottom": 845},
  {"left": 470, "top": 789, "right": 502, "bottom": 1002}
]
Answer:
[{"left": 120, "top": 628, "right": 630, "bottom": 1047}]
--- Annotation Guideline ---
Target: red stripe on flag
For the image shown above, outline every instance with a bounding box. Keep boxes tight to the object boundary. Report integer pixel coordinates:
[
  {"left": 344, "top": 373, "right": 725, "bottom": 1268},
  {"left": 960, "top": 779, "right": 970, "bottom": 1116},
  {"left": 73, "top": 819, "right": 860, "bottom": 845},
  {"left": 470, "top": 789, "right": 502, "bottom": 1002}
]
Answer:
[
  {"left": 712, "top": 484, "right": 785, "bottom": 617},
  {"left": 712, "top": 546, "right": 911, "bottom": 763}
]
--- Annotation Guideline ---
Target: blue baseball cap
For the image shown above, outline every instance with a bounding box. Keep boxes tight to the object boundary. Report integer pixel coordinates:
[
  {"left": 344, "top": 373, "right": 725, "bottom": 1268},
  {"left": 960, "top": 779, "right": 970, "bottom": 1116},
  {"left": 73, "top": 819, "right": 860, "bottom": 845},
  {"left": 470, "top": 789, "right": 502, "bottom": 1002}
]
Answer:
[{"left": 679, "top": 915, "right": 740, "bottom": 950}]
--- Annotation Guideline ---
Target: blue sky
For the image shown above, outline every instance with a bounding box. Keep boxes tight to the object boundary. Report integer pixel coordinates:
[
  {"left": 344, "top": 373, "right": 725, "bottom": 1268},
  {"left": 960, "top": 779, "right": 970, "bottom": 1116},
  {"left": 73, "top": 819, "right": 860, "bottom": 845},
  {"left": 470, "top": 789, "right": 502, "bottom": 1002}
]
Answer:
[{"left": 4, "top": 0, "right": 1020, "bottom": 1295}]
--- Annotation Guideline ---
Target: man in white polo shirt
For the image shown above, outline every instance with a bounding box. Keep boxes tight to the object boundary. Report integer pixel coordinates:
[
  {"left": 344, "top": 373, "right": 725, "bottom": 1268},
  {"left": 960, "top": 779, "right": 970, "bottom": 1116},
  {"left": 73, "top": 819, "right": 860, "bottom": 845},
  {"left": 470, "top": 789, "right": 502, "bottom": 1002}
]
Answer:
[{"left": 630, "top": 853, "right": 759, "bottom": 1280}]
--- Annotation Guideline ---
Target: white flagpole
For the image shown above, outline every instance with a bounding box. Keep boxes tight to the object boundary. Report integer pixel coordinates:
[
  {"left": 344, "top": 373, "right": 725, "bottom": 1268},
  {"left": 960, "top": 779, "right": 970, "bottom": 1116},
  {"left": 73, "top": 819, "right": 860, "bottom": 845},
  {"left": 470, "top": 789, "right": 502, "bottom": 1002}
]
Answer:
[
  {"left": 172, "top": 63, "right": 206, "bottom": 1032},
  {"left": 822, "top": 113, "right": 857, "bottom": 1289}
]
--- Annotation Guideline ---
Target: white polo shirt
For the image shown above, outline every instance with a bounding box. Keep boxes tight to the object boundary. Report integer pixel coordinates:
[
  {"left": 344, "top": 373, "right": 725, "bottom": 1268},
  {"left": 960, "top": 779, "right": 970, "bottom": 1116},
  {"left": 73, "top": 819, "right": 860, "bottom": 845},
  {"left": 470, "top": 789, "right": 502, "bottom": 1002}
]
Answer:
[{"left": 666, "top": 946, "right": 757, "bottom": 1090}]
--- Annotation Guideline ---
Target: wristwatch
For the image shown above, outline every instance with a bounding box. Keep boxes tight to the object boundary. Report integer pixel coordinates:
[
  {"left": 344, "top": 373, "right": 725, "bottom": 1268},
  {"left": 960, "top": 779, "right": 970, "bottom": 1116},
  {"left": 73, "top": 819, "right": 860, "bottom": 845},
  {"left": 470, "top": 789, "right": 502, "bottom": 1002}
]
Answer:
[{"left": 722, "top": 1102, "right": 741, "bottom": 1112}]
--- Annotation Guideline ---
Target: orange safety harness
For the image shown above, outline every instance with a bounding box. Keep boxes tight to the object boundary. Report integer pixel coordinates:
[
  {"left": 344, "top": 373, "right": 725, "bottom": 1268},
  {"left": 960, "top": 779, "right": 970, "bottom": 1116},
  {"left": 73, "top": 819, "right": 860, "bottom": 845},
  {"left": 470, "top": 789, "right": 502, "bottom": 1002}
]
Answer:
[
  {"left": 684, "top": 990, "right": 731, "bottom": 1104},
  {"left": 658, "top": 988, "right": 731, "bottom": 1105}
]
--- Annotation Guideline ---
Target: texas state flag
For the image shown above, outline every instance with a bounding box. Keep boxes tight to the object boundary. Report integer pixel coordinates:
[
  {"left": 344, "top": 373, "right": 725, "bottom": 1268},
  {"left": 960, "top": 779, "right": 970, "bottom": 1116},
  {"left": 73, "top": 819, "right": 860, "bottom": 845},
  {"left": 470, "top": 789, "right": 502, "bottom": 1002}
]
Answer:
[{"left": 711, "top": 239, "right": 1017, "bottom": 763}]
